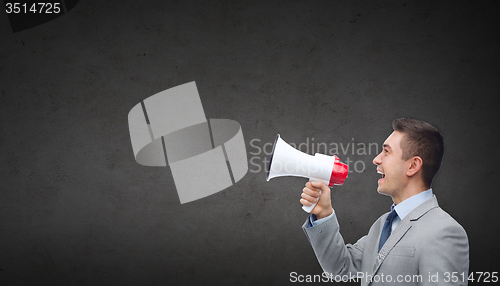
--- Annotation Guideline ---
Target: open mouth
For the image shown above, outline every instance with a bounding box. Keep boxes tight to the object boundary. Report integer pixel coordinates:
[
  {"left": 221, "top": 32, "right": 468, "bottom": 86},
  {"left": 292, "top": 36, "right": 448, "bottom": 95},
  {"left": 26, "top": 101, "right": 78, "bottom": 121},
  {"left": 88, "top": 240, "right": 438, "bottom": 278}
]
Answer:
[{"left": 377, "top": 169, "right": 385, "bottom": 179}]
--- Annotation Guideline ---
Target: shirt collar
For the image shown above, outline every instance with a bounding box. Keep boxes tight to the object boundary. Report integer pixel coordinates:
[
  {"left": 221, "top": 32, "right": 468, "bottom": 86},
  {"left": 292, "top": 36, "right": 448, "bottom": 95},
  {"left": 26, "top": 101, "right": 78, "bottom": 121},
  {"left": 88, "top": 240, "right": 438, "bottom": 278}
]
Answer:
[{"left": 392, "top": 188, "right": 433, "bottom": 220}]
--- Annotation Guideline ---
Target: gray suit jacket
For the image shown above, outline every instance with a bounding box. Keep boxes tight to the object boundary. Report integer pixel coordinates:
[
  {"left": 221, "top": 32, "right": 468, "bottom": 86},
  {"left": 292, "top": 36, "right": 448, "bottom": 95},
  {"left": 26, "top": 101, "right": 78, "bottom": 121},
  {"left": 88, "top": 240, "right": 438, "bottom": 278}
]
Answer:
[{"left": 302, "top": 196, "right": 469, "bottom": 286}]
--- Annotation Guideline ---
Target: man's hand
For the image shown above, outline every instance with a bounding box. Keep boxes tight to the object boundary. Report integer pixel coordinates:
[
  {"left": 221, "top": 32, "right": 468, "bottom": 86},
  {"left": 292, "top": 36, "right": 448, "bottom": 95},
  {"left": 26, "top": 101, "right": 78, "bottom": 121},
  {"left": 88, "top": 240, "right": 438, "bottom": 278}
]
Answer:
[{"left": 300, "top": 181, "right": 334, "bottom": 220}]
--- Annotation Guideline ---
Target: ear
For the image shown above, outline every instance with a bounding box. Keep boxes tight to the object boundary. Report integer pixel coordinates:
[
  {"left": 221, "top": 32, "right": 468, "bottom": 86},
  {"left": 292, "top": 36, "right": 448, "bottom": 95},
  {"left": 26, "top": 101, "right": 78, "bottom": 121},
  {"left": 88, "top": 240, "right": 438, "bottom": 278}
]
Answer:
[{"left": 407, "top": 156, "right": 423, "bottom": 177}]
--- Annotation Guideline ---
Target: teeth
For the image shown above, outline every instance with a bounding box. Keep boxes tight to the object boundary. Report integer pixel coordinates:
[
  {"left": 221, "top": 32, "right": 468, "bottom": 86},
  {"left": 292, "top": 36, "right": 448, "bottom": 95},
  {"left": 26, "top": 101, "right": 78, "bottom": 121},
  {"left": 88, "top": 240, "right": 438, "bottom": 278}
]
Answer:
[{"left": 377, "top": 170, "right": 385, "bottom": 178}]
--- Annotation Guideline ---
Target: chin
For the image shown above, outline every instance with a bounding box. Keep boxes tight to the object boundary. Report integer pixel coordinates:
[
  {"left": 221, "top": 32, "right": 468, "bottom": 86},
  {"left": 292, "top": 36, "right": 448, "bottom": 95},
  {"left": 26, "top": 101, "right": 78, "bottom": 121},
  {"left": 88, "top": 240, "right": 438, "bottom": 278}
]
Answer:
[
  {"left": 377, "top": 186, "right": 391, "bottom": 196},
  {"left": 376, "top": 186, "right": 383, "bottom": 194}
]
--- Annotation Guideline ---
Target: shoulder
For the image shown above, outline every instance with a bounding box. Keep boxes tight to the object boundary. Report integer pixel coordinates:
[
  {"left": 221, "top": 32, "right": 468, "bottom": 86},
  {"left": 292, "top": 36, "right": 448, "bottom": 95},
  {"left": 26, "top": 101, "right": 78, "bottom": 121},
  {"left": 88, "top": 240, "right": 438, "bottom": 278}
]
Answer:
[{"left": 417, "top": 207, "right": 468, "bottom": 240}]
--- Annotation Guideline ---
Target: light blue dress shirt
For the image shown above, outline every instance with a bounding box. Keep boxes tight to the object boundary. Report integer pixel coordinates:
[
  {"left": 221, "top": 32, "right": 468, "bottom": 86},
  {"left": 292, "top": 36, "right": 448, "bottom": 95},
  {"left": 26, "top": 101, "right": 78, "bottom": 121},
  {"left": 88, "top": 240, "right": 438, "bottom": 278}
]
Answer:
[{"left": 307, "top": 188, "right": 434, "bottom": 229}]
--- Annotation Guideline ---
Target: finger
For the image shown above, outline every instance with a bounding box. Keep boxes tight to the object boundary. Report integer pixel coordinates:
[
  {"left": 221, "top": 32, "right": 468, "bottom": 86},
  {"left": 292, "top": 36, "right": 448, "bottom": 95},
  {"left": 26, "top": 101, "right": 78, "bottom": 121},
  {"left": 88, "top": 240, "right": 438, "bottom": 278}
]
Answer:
[
  {"left": 305, "top": 181, "right": 322, "bottom": 192},
  {"left": 302, "top": 187, "right": 320, "bottom": 197},
  {"left": 301, "top": 192, "right": 318, "bottom": 203},
  {"left": 310, "top": 181, "right": 329, "bottom": 192},
  {"left": 300, "top": 198, "right": 313, "bottom": 207}
]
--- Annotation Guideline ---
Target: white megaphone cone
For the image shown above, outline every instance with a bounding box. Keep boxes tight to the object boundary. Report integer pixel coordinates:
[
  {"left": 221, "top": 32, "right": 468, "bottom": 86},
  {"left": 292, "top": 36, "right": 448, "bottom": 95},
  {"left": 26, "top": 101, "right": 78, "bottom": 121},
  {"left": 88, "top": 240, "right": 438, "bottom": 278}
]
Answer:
[{"left": 266, "top": 134, "right": 348, "bottom": 213}]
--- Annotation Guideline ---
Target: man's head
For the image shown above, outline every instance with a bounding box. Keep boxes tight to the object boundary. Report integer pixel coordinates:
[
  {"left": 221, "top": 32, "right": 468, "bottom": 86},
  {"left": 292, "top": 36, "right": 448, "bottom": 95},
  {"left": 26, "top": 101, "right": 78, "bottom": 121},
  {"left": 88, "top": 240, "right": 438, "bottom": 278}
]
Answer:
[{"left": 373, "top": 118, "right": 444, "bottom": 202}]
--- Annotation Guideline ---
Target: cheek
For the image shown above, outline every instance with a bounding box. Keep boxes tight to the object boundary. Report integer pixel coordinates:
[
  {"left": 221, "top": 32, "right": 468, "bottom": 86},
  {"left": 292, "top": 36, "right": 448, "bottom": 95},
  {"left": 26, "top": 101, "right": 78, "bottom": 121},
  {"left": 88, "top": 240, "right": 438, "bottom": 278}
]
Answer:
[
  {"left": 391, "top": 164, "right": 406, "bottom": 178},
  {"left": 386, "top": 161, "right": 404, "bottom": 178}
]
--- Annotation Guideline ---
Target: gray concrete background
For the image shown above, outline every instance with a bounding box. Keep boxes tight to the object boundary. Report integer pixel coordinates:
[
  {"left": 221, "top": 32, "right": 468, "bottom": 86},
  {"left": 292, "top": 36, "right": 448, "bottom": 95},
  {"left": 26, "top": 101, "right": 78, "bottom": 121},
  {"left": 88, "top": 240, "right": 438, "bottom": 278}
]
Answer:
[{"left": 1, "top": 0, "right": 499, "bottom": 285}]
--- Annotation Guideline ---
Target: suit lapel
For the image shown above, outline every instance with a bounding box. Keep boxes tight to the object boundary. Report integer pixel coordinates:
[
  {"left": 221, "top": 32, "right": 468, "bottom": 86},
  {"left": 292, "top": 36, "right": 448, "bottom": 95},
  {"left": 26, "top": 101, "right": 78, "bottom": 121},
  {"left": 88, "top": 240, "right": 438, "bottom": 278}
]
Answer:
[
  {"left": 371, "top": 196, "right": 440, "bottom": 276},
  {"left": 372, "top": 217, "right": 412, "bottom": 273}
]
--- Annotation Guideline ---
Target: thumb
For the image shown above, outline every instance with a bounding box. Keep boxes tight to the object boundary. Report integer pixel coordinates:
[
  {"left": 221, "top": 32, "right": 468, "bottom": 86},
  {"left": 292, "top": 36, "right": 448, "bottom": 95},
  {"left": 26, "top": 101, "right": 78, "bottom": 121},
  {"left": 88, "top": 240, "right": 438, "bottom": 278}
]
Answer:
[{"left": 310, "top": 181, "right": 331, "bottom": 199}]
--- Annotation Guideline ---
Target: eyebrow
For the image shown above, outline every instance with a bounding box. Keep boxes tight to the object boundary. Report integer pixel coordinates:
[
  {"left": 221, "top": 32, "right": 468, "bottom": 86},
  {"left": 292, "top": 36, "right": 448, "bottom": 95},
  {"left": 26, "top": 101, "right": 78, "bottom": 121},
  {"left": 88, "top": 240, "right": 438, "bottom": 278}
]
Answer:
[{"left": 383, "top": 144, "right": 392, "bottom": 151}]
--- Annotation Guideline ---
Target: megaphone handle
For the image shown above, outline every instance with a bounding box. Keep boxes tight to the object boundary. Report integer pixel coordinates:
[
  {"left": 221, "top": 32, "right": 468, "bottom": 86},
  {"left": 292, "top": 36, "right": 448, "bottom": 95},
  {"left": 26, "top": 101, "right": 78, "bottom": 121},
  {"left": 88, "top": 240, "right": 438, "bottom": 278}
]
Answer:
[
  {"left": 302, "top": 189, "right": 321, "bottom": 213},
  {"left": 303, "top": 177, "right": 329, "bottom": 213}
]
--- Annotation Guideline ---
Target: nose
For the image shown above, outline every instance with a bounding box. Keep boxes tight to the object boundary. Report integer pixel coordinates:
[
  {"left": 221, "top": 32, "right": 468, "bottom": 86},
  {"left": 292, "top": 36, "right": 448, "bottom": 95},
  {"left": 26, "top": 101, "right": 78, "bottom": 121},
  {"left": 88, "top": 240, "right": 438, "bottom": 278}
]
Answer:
[{"left": 373, "top": 152, "right": 382, "bottom": 166}]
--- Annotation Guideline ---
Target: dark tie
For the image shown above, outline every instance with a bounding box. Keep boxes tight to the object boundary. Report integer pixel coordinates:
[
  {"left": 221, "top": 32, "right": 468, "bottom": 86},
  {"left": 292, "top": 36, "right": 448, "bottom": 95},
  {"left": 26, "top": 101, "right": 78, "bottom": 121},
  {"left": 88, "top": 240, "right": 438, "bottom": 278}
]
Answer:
[{"left": 378, "top": 209, "right": 398, "bottom": 252}]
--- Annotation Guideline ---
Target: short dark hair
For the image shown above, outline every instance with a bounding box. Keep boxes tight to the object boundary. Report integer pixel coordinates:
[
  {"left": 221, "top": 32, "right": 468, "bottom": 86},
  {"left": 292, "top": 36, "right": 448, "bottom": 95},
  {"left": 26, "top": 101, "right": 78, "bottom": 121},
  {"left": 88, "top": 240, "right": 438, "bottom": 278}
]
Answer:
[{"left": 392, "top": 118, "right": 444, "bottom": 188}]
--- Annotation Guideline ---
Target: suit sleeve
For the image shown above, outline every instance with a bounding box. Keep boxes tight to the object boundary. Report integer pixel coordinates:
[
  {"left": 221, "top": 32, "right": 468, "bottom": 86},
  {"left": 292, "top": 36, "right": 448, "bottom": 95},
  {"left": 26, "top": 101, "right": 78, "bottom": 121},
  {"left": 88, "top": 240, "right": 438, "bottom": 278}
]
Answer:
[
  {"left": 417, "top": 220, "right": 469, "bottom": 286},
  {"left": 302, "top": 213, "right": 365, "bottom": 277}
]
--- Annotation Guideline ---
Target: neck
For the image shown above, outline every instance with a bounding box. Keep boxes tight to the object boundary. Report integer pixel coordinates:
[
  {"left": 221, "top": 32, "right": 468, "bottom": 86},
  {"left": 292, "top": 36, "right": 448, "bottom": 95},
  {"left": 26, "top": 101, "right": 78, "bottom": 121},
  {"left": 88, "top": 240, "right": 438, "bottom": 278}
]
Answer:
[{"left": 392, "top": 182, "right": 428, "bottom": 205}]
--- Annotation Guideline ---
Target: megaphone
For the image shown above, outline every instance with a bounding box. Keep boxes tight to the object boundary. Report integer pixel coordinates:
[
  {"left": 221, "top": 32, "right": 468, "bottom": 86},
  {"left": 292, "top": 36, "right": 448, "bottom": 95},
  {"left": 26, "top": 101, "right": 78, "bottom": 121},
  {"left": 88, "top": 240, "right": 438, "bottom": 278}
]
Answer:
[{"left": 266, "top": 134, "right": 348, "bottom": 213}]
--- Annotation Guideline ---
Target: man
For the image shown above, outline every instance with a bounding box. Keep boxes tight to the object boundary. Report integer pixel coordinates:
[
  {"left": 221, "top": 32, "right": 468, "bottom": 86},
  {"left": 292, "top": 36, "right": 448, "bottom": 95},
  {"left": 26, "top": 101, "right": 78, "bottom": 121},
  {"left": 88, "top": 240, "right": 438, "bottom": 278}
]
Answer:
[{"left": 301, "top": 118, "right": 469, "bottom": 285}]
